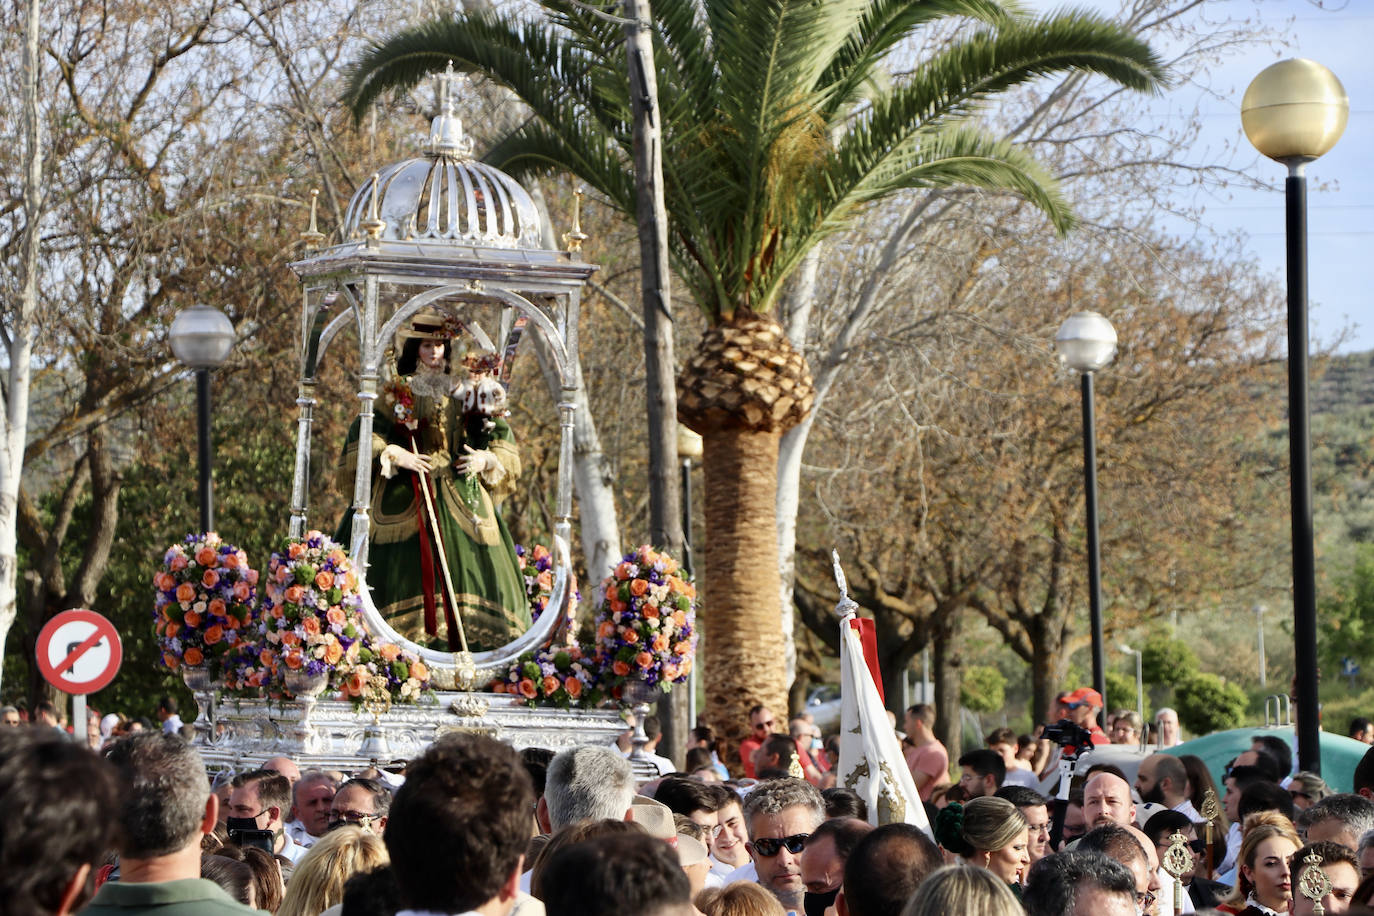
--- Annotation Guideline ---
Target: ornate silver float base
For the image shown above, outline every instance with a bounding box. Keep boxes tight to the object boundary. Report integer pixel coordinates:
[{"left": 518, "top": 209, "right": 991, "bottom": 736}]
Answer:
[{"left": 197, "top": 692, "right": 624, "bottom": 774}]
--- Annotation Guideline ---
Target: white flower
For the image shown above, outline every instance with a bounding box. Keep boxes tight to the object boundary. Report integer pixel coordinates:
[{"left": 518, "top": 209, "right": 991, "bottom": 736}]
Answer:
[{"left": 193, "top": 600, "right": 207, "bottom": 613}]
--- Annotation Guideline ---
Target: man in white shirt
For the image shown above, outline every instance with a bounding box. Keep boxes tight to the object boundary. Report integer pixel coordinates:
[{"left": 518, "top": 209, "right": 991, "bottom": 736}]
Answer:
[{"left": 1135, "top": 754, "right": 1203, "bottom": 823}]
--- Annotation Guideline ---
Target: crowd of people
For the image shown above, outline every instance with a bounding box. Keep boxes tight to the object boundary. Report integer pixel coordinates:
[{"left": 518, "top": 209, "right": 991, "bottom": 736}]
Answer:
[{"left": 8, "top": 689, "right": 1374, "bottom": 916}]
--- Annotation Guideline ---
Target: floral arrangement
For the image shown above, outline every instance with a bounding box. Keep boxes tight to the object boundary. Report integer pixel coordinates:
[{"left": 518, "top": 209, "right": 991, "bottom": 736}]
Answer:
[
  {"left": 383, "top": 378, "right": 417, "bottom": 429},
  {"left": 492, "top": 644, "right": 602, "bottom": 708},
  {"left": 259, "top": 531, "right": 367, "bottom": 691},
  {"left": 153, "top": 533, "right": 258, "bottom": 675},
  {"left": 335, "top": 642, "right": 433, "bottom": 705},
  {"left": 518, "top": 543, "right": 580, "bottom": 628},
  {"left": 593, "top": 546, "right": 697, "bottom": 698}
]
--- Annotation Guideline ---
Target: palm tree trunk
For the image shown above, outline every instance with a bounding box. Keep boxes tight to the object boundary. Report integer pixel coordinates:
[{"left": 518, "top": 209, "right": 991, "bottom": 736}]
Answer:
[{"left": 702, "top": 425, "right": 788, "bottom": 772}]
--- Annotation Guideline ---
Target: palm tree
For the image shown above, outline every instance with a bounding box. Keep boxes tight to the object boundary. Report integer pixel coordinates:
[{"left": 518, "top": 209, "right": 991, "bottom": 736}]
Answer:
[{"left": 345, "top": 0, "right": 1165, "bottom": 763}]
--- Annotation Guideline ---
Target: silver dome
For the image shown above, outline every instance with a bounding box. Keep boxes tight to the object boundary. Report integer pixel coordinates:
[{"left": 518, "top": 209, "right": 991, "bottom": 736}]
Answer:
[{"left": 342, "top": 76, "right": 543, "bottom": 249}]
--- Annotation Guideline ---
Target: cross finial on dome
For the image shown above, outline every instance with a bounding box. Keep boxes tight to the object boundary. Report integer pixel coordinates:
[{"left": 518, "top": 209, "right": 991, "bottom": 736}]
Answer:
[{"left": 427, "top": 62, "right": 474, "bottom": 159}]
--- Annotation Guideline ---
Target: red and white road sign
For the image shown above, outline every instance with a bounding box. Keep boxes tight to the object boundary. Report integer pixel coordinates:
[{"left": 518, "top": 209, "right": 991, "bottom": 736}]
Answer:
[{"left": 36, "top": 608, "right": 122, "bottom": 695}]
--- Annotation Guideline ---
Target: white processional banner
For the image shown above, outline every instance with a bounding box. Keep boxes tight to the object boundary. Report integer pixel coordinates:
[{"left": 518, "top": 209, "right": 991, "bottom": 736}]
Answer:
[{"left": 836, "top": 615, "right": 931, "bottom": 837}]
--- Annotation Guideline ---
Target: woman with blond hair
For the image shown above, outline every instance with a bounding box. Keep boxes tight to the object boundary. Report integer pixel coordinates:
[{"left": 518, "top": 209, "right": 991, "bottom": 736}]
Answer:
[
  {"left": 901, "top": 865, "right": 1024, "bottom": 916},
  {"left": 1218, "top": 812, "right": 1301, "bottom": 915},
  {"left": 277, "top": 825, "right": 388, "bottom": 916},
  {"left": 933, "top": 796, "right": 1031, "bottom": 889},
  {"left": 695, "top": 882, "right": 786, "bottom": 916}
]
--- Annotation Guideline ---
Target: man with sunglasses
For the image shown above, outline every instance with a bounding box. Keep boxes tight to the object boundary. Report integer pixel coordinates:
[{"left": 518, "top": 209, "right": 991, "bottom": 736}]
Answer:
[
  {"left": 328, "top": 776, "right": 391, "bottom": 834},
  {"left": 737, "top": 778, "right": 824, "bottom": 913},
  {"left": 740, "top": 705, "right": 778, "bottom": 778}
]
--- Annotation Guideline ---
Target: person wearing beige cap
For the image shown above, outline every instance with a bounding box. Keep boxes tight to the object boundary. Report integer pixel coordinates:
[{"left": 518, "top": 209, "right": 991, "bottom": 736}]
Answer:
[{"left": 631, "top": 797, "right": 714, "bottom": 899}]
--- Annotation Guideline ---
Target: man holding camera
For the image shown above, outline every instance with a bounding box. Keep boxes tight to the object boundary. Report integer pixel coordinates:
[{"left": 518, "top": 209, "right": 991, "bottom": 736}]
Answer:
[{"left": 82, "top": 733, "right": 258, "bottom": 915}]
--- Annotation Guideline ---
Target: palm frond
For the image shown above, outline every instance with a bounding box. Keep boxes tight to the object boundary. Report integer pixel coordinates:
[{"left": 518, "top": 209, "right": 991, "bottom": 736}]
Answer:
[{"left": 486, "top": 119, "right": 637, "bottom": 215}]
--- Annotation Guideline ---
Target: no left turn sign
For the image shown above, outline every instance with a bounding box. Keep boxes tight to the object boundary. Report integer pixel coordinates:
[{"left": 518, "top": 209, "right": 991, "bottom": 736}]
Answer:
[{"left": 36, "top": 608, "right": 122, "bottom": 695}]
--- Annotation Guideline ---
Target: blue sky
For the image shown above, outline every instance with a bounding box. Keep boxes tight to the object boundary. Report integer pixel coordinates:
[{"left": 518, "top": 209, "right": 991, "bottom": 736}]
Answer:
[{"left": 1029, "top": 0, "right": 1372, "bottom": 354}]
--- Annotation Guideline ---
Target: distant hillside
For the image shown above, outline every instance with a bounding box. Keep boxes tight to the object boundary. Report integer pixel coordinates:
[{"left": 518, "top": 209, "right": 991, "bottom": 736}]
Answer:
[
  {"left": 1311, "top": 350, "right": 1374, "bottom": 556},
  {"left": 1315, "top": 350, "right": 1374, "bottom": 415}
]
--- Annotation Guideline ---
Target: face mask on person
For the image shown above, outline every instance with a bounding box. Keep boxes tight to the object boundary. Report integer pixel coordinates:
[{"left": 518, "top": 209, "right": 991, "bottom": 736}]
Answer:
[{"left": 804, "top": 888, "right": 839, "bottom": 916}]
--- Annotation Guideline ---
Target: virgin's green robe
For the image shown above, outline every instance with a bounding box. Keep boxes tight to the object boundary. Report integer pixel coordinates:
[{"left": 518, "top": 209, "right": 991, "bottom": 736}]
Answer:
[{"left": 337, "top": 381, "right": 530, "bottom": 651}]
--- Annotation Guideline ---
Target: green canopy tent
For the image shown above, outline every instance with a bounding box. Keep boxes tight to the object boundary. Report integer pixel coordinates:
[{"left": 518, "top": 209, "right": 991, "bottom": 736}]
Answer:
[{"left": 1161, "top": 727, "right": 1370, "bottom": 794}]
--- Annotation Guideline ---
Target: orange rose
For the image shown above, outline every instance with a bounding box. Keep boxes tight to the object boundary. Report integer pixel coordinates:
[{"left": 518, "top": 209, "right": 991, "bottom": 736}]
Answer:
[
  {"left": 597, "top": 621, "right": 615, "bottom": 640},
  {"left": 247, "top": 569, "right": 260, "bottom": 586},
  {"left": 315, "top": 570, "right": 335, "bottom": 590},
  {"left": 326, "top": 607, "right": 346, "bottom": 627},
  {"left": 271, "top": 605, "right": 284, "bottom": 619},
  {"left": 281, "top": 632, "right": 301, "bottom": 647},
  {"left": 672, "top": 611, "right": 687, "bottom": 627},
  {"left": 410, "top": 661, "right": 429, "bottom": 682},
  {"left": 183, "top": 647, "right": 204, "bottom": 667},
  {"left": 536, "top": 570, "right": 553, "bottom": 590},
  {"left": 610, "top": 599, "right": 628, "bottom": 615},
  {"left": 203, "top": 625, "right": 224, "bottom": 645},
  {"left": 379, "top": 644, "right": 401, "bottom": 662},
  {"left": 259, "top": 649, "right": 277, "bottom": 667},
  {"left": 614, "top": 562, "right": 633, "bottom": 581},
  {"left": 222, "top": 552, "right": 240, "bottom": 569},
  {"left": 201, "top": 569, "right": 219, "bottom": 588},
  {"left": 288, "top": 542, "right": 306, "bottom": 559},
  {"left": 612, "top": 661, "right": 630, "bottom": 677},
  {"left": 301, "top": 616, "right": 321, "bottom": 636},
  {"left": 343, "top": 571, "right": 358, "bottom": 591},
  {"left": 663, "top": 663, "right": 679, "bottom": 681},
  {"left": 673, "top": 641, "right": 690, "bottom": 656},
  {"left": 329, "top": 549, "right": 347, "bottom": 565},
  {"left": 195, "top": 546, "right": 218, "bottom": 567},
  {"left": 169, "top": 553, "right": 189, "bottom": 571},
  {"left": 519, "top": 678, "right": 538, "bottom": 699},
  {"left": 680, "top": 658, "right": 693, "bottom": 675},
  {"left": 154, "top": 619, "right": 165, "bottom": 635},
  {"left": 208, "top": 598, "right": 226, "bottom": 617},
  {"left": 635, "top": 651, "right": 653, "bottom": 669},
  {"left": 275, "top": 564, "right": 290, "bottom": 584},
  {"left": 682, "top": 582, "right": 697, "bottom": 599},
  {"left": 154, "top": 572, "right": 176, "bottom": 591},
  {"left": 643, "top": 605, "right": 660, "bottom": 619},
  {"left": 542, "top": 675, "right": 559, "bottom": 695},
  {"left": 324, "top": 641, "right": 343, "bottom": 665},
  {"left": 184, "top": 611, "right": 202, "bottom": 627},
  {"left": 233, "top": 581, "right": 251, "bottom": 600},
  {"left": 163, "top": 652, "right": 180, "bottom": 670},
  {"left": 344, "top": 671, "right": 367, "bottom": 697},
  {"left": 652, "top": 634, "right": 669, "bottom": 653},
  {"left": 565, "top": 677, "right": 583, "bottom": 698},
  {"left": 629, "top": 578, "right": 648, "bottom": 597},
  {"left": 284, "top": 650, "right": 304, "bottom": 669},
  {"left": 165, "top": 622, "right": 180, "bottom": 638},
  {"left": 284, "top": 585, "right": 305, "bottom": 604},
  {"left": 622, "top": 628, "right": 639, "bottom": 644},
  {"left": 175, "top": 583, "right": 196, "bottom": 603}
]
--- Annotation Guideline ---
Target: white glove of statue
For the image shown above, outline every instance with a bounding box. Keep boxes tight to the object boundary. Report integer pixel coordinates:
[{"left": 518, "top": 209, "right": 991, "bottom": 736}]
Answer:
[
  {"left": 380, "top": 443, "right": 431, "bottom": 474},
  {"left": 455, "top": 444, "right": 496, "bottom": 476}
]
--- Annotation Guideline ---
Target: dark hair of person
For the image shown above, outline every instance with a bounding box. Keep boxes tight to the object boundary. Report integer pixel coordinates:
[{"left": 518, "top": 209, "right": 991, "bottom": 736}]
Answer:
[
  {"left": 644, "top": 715, "right": 663, "bottom": 743},
  {"left": 1021, "top": 849, "right": 1137, "bottom": 916},
  {"left": 385, "top": 733, "right": 534, "bottom": 912},
  {"left": 760, "top": 733, "right": 797, "bottom": 769},
  {"left": 941, "top": 784, "right": 967, "bottom": 805},
  {"left": 684, "top": 747, "right": 715, "bottom": 774},
  {"left": 211, "top": 843, "right": 283, "bottom": 913},
  {"left": 157, "top": 695, "right": 178, "bottom": 715},
  {"left": 655, "top": 776, "right": 724, "bottom": 816},
  {"left": 1239, "top": 780, "right": 1296, "bottom": 822},
  {"left": 1077, "top": 824, "right": 1147, "bottom": 868},
  {"left": 201, "top": 852, "right": 254, "bottom": 906},
  {"left": 340, "top": 865, "right": 401, "bottom": 916},
  {"left": 840, "top": 823, "right": 943, "bottom": 916},
  {"left": 810, "top": 817, "right": 873, "bottom": 862},
  {"left": 395, "top": 335, "right": 451, "bottom": 377},
  {"left": 230, "top": 769, "right": 293, "bottom": 815},
  {"left": 957, "top": 749, "right": 1006, "bottom": 787},
  {"left": 336, "top": 777, "right": 392, "bottom": 817},
  {"left": 0, "top": 728, "right": 118, "bottom": 915},
  {"left": 986, "top": 727, "right": 1017, "bottom": 747},
  {"left": 1352, "top": 718, "right": 1373, "bottom": 738},
  {"left": 691, "top": 725, "right": 715, "bottom": 744},
  {"left": 995, "top": 786, "right": 1049, "bottom": 809},
  {"left": 530, "top": 820, "right": 646, "bottom": 901},
  {"left": 1289, "top": 840, "right": 1357, "bottom": 884},
  {"left": 105, "top": 732, "right": 210, "bottom": 858},
  {"left": 521, "top": 747, "right": 556, "bottom": 799},
  {"left": 1226, "top": 764, "right": 1271, "bottom": 794},
  {"left": 821, "top": 787, "right": 868, "bottom": 822},
  {"left": 537, "top": 832, "right": 691, "bottom": 916},
  {"left": 1254, "top": 735, "right": 1293, "bottom": 777},
  {"left": 1141, "top": 809, "right": 1192, "bottom": 847},
  {"left": 1354, "top": 745, "right": 1374, "bottom": 797}
]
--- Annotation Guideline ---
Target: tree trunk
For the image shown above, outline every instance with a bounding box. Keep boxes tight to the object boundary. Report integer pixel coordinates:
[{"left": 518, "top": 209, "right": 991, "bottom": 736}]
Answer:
[
  {"left": 701, "top": 426, "right": 788, "bottom": 770},
  {"left": 623, "top": 0, "right": 687, "bottom": 765},
  {"left": 0, "top": 0, "right": 44, "bottom": 693},
  {"left": 932, "top": 612, "right": 964, "bottom": 756}
]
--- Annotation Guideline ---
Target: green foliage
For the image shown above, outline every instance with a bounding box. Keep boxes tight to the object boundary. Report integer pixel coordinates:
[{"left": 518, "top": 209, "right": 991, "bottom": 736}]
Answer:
[
  {"left": 1104, "top": 669, "right": 1136, "bottom": 714},
  {"left": 961, "top": 664, "right": 1007, "bottom": 714},
  {"left": 1141, "top": 635, "right": 1198, "bottom": 686},
  {"left": 1318, "top": 544, "right": 1374, "bottom": 678},
  {"left": 1174, "top": 672, "right": 1248, "bottom": 735}
]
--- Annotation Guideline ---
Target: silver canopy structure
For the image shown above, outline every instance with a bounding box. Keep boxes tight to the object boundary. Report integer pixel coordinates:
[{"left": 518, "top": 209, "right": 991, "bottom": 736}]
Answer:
[{"left": 288, "top": 76, "right": 596, "bottom": 689}]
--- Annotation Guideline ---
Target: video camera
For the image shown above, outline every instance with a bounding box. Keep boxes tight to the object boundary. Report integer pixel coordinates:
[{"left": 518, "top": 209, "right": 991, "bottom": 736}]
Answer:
[{"left": 1041, "top": 718, "right": 1095, "bottom": 758}]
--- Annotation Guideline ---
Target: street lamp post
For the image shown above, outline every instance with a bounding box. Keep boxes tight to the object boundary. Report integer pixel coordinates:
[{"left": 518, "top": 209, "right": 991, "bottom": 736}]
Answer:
[
  {"left": 1056, "top": 311, "right": 1118, "bottom": 730},
  {"left": 1254, "top": 604, "right": 1267, "bottom": 689},
  {"left": 169, "top": 304, "right": 236, "bottom": 533},
  {"left": 1119, "top": 643, "right": 1144, "bottom": 727},
  {"left": 677, "top": 423, "right": 703, "bottom": 733},
  {"left": 1242, "top": 59, "right": 1348, "bottom": 776}
]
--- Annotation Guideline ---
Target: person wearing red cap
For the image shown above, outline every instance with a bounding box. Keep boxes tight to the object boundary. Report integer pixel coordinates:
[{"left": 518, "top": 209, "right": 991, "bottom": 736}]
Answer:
[{"left": 1066, "top": 687, "right": 1110, "bottom": 746}]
